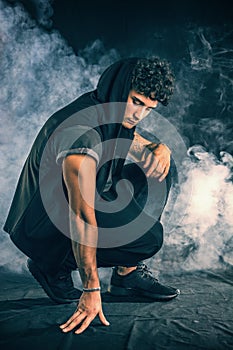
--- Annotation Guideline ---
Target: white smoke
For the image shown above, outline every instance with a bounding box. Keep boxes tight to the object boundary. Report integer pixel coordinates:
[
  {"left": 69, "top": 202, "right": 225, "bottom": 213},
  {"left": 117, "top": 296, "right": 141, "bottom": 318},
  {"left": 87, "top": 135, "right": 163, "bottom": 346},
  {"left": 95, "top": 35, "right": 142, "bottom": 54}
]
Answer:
[
  {"left": 156, "top": 146, "right": 233, "bottom": 273},
  {"left": 189, "top": 28, "right": 213, "bottom": 71},
  {"left": 151, "top": 26, "right": 233, "bottom": 274}
]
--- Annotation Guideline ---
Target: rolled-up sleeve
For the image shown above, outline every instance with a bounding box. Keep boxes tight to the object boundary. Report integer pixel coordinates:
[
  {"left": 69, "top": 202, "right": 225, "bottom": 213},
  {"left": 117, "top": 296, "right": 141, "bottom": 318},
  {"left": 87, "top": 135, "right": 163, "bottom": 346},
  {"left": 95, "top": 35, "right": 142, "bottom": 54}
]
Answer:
[{"left": 52, "top": 125, "right": 102, "bottom": 166}]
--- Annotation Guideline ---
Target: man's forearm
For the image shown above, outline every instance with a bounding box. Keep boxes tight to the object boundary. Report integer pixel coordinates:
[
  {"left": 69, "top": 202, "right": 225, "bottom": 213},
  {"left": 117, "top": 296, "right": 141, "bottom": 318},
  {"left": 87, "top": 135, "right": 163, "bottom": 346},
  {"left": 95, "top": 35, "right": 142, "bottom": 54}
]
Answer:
[
  {"left": 72, "top": 242, "right": 100, "bottom": 288},
  {"left": 70, "top": 213, "right": 100, "bottom": 288},
  {"left": 129, "top": 131, "right": 157, "bottom": 161}
]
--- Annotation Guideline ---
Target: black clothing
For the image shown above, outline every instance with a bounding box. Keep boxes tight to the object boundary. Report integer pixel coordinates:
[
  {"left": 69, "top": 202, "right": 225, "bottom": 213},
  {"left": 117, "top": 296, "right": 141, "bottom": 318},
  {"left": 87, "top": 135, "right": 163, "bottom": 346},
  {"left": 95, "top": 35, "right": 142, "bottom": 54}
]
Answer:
[{"left": 3, "top": 58, "right": 170, "bottom": 274}]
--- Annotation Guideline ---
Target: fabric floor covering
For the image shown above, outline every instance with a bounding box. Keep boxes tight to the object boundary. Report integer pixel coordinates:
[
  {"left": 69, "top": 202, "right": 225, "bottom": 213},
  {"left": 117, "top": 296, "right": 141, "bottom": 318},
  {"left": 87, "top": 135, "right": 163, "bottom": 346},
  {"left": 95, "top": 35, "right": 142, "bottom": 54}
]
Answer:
[{"left": 0, "top": 266, "right": 232, "bottom": 350}]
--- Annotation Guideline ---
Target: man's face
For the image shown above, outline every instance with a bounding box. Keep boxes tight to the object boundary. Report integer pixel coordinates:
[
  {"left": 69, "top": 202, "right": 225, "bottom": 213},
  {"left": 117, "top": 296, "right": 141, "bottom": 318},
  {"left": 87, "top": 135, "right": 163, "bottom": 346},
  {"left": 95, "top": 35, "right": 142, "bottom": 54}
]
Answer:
[{"left": 122, "top": 89, "right": 158, "bottom": 129}]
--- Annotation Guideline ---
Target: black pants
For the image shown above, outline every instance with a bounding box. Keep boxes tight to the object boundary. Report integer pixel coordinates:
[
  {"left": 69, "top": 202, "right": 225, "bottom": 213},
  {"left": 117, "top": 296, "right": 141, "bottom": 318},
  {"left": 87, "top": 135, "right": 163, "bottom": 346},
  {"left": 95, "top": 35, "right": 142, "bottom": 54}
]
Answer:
[{"left": 65, "top": 162, "right": 172, "bottom": 270}]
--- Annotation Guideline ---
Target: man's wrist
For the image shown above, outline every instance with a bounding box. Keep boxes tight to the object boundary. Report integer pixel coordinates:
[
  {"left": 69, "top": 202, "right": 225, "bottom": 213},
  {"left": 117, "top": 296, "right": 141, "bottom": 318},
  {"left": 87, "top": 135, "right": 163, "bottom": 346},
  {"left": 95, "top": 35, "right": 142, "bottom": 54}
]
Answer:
[
  {"left": 146, "top": 142, "right": 161, "bottom": 151},
  {"left": 83, "top": 286, "right": 101, "bottom": 293},
  {"left": 82, "top": 278, "right": 100, "bottom": 289},
  {"left": 147, "top": 142, "right": 171, "bottom": 154},
  {"left": 78, "top": 266, "right": 100, "bottom": 289}
]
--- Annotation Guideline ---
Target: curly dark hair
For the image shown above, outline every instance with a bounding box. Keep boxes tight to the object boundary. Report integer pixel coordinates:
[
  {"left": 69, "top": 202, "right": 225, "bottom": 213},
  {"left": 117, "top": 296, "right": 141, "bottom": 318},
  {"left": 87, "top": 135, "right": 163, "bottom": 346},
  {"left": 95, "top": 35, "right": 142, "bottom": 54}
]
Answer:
[{"left": 131, "top": 57, "right": 175, "bottom": 106}]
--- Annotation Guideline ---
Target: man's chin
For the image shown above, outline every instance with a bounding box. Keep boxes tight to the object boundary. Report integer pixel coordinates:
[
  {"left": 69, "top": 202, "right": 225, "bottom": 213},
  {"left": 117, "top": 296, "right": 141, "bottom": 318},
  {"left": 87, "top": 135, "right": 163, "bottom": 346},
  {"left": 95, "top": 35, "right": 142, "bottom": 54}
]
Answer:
[{"left": 122, "top": 121, "right": 134, "bottom": 129}]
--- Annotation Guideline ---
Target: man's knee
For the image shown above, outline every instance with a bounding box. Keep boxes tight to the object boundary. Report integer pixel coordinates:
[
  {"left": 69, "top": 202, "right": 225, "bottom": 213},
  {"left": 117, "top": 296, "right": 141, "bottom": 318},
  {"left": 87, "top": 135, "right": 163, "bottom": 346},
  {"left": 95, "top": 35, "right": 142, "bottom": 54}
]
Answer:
[
  {"left": 125, "top": 220, "right": 164, "bottom": 261},
  {"left": 96, "top": 221, "right": 164, "bottom": 267}
]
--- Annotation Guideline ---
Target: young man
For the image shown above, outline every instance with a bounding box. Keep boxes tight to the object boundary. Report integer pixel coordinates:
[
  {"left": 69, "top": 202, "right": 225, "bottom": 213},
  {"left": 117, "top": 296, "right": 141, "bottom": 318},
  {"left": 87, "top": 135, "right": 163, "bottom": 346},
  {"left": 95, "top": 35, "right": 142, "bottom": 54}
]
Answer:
[{"left": 4, "top": 57, "right": 180, "bottom": 334}]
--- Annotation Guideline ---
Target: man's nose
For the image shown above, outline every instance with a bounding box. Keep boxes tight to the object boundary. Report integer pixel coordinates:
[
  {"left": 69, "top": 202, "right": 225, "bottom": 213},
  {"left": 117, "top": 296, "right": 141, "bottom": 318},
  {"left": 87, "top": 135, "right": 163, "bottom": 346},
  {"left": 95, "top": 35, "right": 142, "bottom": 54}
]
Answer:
[{"left": 134, "top": 106, "right": 147, "bottom": 120}]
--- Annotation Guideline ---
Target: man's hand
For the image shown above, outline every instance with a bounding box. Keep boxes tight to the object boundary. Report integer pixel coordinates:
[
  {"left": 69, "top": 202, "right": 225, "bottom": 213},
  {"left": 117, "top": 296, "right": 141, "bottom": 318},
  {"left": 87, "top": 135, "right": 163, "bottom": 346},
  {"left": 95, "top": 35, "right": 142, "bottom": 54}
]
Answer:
[
  {"left": 142, "top": 143, "right": 171, "bottom": 182},
  {"left": 60, "top": 291, "right": 110, "bottom": 334}
]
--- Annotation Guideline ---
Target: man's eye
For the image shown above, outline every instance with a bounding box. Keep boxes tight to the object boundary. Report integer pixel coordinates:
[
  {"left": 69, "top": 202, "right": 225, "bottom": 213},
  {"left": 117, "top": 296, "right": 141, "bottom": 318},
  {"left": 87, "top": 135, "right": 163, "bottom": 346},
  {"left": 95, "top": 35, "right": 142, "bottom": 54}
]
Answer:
[{"left": 132, "top": 99, "right": 141, "bottom": 105}]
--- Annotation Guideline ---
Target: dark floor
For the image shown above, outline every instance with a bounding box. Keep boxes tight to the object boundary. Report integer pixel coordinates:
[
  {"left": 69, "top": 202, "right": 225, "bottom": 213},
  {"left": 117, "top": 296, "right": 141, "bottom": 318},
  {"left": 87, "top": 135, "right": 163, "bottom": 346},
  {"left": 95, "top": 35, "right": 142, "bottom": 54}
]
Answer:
[{"left": 0, "top": 266, "right": 232, "bottom": 350}]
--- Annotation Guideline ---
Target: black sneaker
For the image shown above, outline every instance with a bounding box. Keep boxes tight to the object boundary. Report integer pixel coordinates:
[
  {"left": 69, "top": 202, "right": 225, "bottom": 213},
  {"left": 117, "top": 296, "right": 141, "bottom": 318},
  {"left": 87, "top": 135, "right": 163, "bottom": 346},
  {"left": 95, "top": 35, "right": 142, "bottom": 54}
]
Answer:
[
  {"left": 27, "top": 259, "right": 82, "bottom": 304},
  {"left": 108, "top": 263, "right": 180, "bottom": 301}
]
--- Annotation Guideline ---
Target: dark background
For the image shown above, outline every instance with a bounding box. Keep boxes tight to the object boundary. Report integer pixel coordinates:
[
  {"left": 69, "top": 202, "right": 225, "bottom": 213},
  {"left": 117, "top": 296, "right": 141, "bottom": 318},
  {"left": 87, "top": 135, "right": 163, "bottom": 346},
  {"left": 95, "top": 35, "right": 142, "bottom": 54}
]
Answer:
[
  {"left": 8, "top": 0, "right": 233, "bottom": 55},
  {"left": 51, "top": 0, "right": 233, "bottom": 57}
]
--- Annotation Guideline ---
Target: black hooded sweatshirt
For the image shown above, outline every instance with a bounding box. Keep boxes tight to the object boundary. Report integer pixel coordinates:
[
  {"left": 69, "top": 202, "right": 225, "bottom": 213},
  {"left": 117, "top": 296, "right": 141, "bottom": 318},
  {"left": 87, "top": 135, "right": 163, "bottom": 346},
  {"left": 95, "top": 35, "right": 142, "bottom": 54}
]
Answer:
[{"left": 3, "top": 57, "right": 140, "bottom": 272}]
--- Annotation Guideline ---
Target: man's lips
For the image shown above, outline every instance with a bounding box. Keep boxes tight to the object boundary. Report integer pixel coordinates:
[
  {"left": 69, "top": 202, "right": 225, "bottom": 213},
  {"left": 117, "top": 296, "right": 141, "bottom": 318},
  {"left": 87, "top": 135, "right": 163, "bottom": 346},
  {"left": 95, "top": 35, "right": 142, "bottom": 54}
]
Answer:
[{"left": 126, "top": 119, "right": 136, "bottom": 125}]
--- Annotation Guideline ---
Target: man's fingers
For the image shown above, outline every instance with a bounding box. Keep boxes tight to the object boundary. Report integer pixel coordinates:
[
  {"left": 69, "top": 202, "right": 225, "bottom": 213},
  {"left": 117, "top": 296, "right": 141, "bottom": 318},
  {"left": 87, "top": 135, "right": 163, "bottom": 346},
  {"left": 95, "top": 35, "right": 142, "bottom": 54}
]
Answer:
[
  {"left": 148, "top": 161, "right": 168, "bottom": 179},
  {"left": 60, "top": 309, "right": 82, "bottom": 329},
  {"left": 144, "top": 155, "right": 170, "bottom": 179},
  {"left": 60, "top": 310, "right": 110, "bottom": 335},
  {"left": 158, "top": 165, "right": 169, "bottom": 182},
  {"left": 145, "top": 157, "right": 159, "bottom": 176},
  {"left": 99, "top": 310, "right": 110, "bottom": 326},
  {"left": 74, "top": 315, "right": 95, "bottom": 334},
  {"left": 74, "top": 310, "right": 110, "bottom": 334},
  {"left": 146, "top": 159, "right": 162, "bottom": 177},
  {"left": 143, "top": 152, "right": 153, "bottom": 169},
  {"left": 61, "top": 312, "right": 86, "bottom": 332},
  {"left": 72, "top": 309, "right": 110, "bottom": 335},
  {"left": 61, "top": 314, "right": 86, "bottom": 332}
]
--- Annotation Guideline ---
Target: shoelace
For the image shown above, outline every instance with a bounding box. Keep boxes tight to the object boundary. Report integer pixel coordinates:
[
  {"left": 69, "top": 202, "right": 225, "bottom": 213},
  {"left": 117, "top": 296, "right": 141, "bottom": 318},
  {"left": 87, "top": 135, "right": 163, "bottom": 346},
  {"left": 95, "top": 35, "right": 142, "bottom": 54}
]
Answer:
[{"left": 137, "top": 263, "right": 158, "bottom": 282}]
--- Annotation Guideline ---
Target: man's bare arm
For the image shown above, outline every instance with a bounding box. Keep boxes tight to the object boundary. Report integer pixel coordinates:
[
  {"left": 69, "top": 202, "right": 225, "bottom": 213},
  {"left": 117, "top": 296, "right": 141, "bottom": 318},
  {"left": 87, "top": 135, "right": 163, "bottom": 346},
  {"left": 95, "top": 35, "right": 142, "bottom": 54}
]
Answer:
[
  {"left": 63, "top": 154, "right": 99, "bottom": 287},
  {"left": 129, "top": 131, "right": 171, "bottom": 181},
  {"left": 128, "top": 132, "right": 151, "bottom": 162},
  {"left": 60, "top": 154, "right": 109, "bottom": 334}
]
